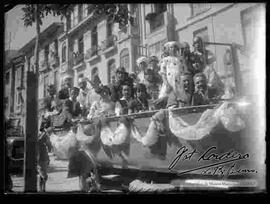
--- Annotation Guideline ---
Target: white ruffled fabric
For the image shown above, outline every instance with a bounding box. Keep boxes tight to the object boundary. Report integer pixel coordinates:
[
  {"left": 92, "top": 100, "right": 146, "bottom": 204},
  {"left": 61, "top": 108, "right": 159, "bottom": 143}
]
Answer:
[
  {"left": 100, "top": 121, "right": 130, "bottom": 146},
  {"left": 168, "top": 102, "right": 245, "bottom": 140},
  {"left": 50, "top": 130, "right": 78, "bottom": 160}
]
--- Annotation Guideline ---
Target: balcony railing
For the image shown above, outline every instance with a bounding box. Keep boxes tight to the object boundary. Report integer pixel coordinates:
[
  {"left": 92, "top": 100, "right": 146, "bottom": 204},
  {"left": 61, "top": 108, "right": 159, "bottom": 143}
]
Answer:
[
  {"left": 72, "top": 52, "right": 84, "bottom": 66},
  {"left": 85, "top": 45, "right": 99, "bottom": 61},
  {"left": 101, "top": 35, "right": 117, "bottom": 51}
]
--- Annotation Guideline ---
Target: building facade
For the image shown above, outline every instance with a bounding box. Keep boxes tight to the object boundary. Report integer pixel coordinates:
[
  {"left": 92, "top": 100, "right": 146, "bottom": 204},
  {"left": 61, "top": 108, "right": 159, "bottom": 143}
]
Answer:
[
  {"left": 139, "top": 3, "right": 264, "bottom": 91},
  {"left": 57, "top": 3, "right": 263, "bottom": 89},
  {"left": 58, "top": 4, "right": 142, "bottom": 87},
  {"left": 4, "top": 3, "right": 264, "bottom": 125},
  {"left": 19, "top": 23, "right": 64, "bottom": 117}
]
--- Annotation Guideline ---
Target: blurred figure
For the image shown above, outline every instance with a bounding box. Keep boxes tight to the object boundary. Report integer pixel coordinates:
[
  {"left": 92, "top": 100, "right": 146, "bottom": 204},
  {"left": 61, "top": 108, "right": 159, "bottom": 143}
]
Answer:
[
  {"left": 44, "top": 84, "right": 57, "bottom": 112},
  {"left": 192, "top": 72, "right": 222, "bottom": 106},
  {"left": 167, "top": 73, "right": 194, "bottom": 108},
  {"left": 129, "top": 83, "right": 149, "bottom": 114},
  {"left": 63, "top": 87, "right": 82, "bottom": 118},
  {"left": 87, "top": 85, "right": 115, "bottom": 120},
  {"left": 58, "top": 74, "right": 73, "bottom": 100},
  {"left": 148, "top": 55, "right": 160, "bottom": 73},
  {"left": 136, "top": 56, "right": 149, "bottom": 84},
  {"left": 115, "top": 84, "right": 133, "bottom": 115},
  {"left": 180, "top": 42, "right": 195, "bottom": 75},
  {"left": 37, "top": 114, "right": 53, "bottom": 192},
  {"left": 109, "top": 67, "right": 134, "bottom": 102},
  {"left": 77, "top": 77, "right": 92, "bottom": 117},
  {"left": 144, "top": 69, "right": 161, "bottom": 100}
]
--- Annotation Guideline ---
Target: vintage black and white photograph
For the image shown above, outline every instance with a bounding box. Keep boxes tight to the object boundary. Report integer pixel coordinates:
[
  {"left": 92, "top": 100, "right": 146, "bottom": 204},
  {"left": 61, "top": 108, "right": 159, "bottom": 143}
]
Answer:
[{"left": 3, "top": 3, "right": 266, "bottom": 194}]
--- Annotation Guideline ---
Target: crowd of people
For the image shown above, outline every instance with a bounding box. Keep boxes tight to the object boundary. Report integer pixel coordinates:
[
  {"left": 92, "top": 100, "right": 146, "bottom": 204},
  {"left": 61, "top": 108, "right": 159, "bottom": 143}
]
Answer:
[
  {"left": 41, "top": 36, "right": 231, "bottom": 125},
  {"left": 36, "top": 36, "right": 232, "bottom": 191}
]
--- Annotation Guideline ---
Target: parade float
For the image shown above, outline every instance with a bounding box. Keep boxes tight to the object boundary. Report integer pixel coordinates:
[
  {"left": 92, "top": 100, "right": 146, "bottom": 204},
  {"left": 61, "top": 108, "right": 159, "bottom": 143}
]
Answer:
[{"left": 49, "top": 40, "right": 256, "bottom": 192}]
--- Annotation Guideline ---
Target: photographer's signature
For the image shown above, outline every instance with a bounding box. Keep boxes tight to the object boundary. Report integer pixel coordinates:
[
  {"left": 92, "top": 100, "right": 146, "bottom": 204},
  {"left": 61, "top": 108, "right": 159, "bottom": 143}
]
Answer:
[{"left": 168, "top": 146, "right": 258, "bottom": 177}]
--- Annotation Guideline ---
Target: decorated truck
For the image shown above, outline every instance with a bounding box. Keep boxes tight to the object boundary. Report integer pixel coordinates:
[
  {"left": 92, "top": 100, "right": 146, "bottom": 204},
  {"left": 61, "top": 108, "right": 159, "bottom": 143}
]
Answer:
[{"left": 49, "top": 41, "right": 261, "bottom": 192}]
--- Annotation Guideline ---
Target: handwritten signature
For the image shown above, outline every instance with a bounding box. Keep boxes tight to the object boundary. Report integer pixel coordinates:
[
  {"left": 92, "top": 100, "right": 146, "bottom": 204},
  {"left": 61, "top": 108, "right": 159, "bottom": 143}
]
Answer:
[{"left": 168, "top": 146, "right": 257, "bottom": 177}]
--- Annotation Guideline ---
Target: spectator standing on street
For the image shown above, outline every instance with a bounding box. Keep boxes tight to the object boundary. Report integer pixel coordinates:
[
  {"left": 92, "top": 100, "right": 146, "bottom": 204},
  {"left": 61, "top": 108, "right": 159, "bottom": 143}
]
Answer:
[{"left": 37, "top": 115, "right": 53, "bottom": 192}]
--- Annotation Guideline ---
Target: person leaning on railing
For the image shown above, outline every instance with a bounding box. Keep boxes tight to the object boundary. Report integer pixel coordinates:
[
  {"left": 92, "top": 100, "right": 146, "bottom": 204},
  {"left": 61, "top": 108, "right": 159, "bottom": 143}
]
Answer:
[
  {"left": 192, "top": 72, "right": 222, "bottom": 106},
  {"left": 167, "top": 73, "right": 194, "bottom": 109},
  {"left": 128, "top": 83, "right": 149, "bottom": 114}
]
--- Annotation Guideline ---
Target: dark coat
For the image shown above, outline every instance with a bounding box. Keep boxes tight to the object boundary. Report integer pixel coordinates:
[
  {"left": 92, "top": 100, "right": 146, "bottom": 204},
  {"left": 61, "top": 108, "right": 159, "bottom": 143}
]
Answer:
[{"left": 63, "top": 99, "right": 82, "bottom": 118}]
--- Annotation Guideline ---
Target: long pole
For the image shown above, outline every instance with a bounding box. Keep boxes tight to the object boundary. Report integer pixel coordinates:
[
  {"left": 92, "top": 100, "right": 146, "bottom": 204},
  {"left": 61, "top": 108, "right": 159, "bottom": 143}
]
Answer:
[{"left": 24, "top": 4, "right": 39, "bottom": 192}]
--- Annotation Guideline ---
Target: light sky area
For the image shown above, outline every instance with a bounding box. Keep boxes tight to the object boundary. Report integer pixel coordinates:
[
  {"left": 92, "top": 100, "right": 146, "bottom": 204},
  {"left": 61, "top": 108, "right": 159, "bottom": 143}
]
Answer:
[{"left": 5, "top": 4, "right": 62, "bottom": 51}]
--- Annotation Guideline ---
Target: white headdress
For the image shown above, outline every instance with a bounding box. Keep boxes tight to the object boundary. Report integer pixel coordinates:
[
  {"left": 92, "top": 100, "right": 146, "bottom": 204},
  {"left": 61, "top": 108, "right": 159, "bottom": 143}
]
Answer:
[{"left": 136, "top": 56, "right": 149, "bottom": 67}]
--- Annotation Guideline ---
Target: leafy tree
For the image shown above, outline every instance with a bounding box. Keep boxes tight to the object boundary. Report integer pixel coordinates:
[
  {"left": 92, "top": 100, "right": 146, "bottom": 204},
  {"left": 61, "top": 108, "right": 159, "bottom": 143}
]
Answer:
[
  {"left": 21, "top": 4, "right": 70, "bottom": 192},
  {"left": 21, "top": 3, "right": 132, "bottom": 192}
]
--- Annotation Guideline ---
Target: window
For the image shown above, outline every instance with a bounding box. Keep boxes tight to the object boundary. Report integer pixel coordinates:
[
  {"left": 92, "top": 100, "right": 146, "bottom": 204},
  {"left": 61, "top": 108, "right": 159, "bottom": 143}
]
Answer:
[
  {"left": 106, "top": 20, "right": 114, "bottom": 48},
  {"left": 62, "top": 42, "right": 67, "bottom": 63},
  {"left": 83, "top": 4, "right": 93, "bottom": 18},
  {"left": 78, "top": 5, "right": 83, "bottom": 22},
  {"left": 91, "top": 67, "right": 99, "bottom": 81},
  {"left": 154, "top": 4, "right": 167, "bottom": 13},
  {"left": 78, "top": 36, "right": 84, "bottom": 54},
  {"left": 71, "top": 6, "right": 78, "bottom": 28},
  {"left": 54, "top": 70, "right": 59, "bottom": 92},
  {"left": 241, "top": 5, "right": 262, "bottom": 53},
  {"left": 120, "top": 49, "right": 129, "bottom": 71},
  {"left": 43, "top": 75, "right": 49, "bottom": 97},
  {"left": 91, "top": 26, "right": 98, "bottom": 56},
  {"left": 190, "top": 3, "right": 211, "bottom": 17},
  {"left": 5, "top": 72, "right": 10, "bottom": 85},
  {"left": 15, "top": 68, "right": 22, "bottom": 106},
  {"left": 147, "top": 4, "right": 166, "bottom": 32},
  {"left": 107, "top": 59, "right": 116, "bottom": 83}
]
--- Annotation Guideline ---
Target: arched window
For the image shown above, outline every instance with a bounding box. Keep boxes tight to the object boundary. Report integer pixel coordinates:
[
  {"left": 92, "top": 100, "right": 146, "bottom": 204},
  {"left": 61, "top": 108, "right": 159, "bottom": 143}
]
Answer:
[
  {"left": 120, "top": 48, "right": 129, "bottom": 71},
  {"left": 107, "top": 59, "right": 116, "bottom": 84},
  {"left": 91, "top": 67, "right": 99, "bottom": 81},
  {"left": 62, "top": 42, "right": 67, "bottom": 63}
]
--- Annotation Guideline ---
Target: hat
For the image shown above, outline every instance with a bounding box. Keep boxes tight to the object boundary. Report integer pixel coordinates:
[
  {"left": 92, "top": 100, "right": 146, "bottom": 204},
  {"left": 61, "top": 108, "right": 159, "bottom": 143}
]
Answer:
[
  {"left": 136, "top": 56, "right": 149, "bottom": 67},
  {"left": 164, "top": 41, "right": 181, "bottom": 50},
  {"left": 149, "top": 56, "right": 159, "bottom": 63},
  {"left": 116, "top": 67, "right": 126, "bottom": 74}
]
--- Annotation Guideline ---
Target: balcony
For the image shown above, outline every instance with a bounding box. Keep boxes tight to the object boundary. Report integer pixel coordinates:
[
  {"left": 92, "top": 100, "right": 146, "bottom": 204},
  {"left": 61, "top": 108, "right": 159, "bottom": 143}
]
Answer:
[
  {"left": 72, "top": 52, "right": 84, "bottom": 67},
  {"left": 101, "top": 35, "right": 117, "bottom": 53},
  {"left": 85, "top": 45, "right": 100, "bottom": 62}
]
